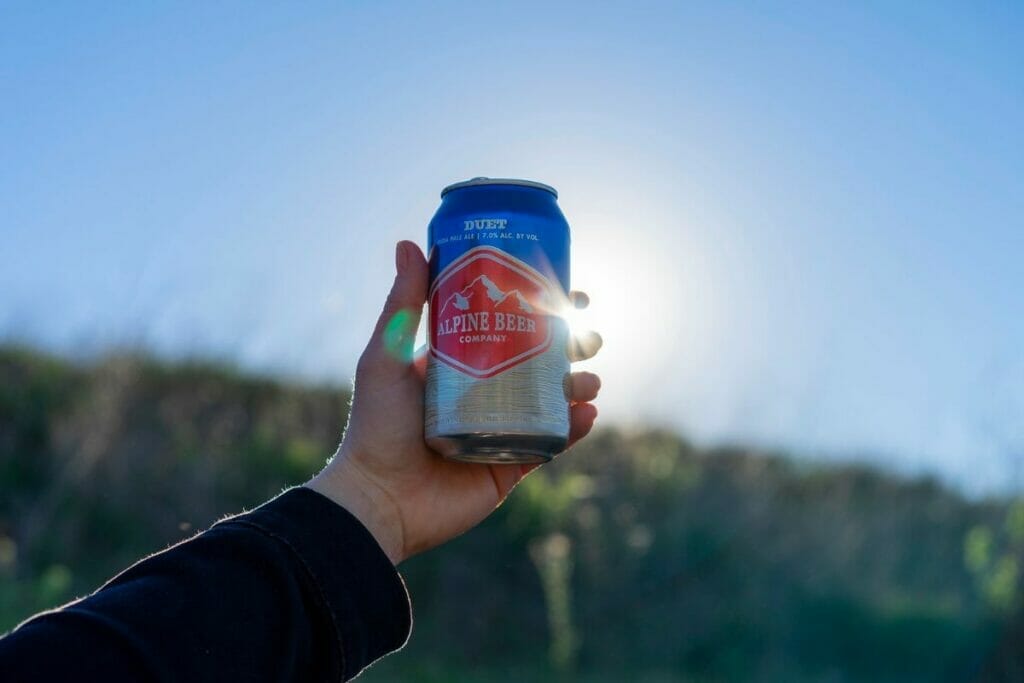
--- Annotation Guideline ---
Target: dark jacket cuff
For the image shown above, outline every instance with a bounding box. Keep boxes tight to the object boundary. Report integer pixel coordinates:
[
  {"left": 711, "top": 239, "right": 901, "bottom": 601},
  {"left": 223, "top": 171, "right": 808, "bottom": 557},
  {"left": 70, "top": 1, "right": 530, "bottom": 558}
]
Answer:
[{"left": 219, "top": 487, "right": 412, "bottom": 679}]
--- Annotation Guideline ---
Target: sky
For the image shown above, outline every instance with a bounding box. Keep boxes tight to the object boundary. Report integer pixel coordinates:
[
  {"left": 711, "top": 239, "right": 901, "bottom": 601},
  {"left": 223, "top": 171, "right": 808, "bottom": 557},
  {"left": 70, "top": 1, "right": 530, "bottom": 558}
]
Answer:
[{"left": 2, "top": 1, "right": 1023, "bottom": 492}]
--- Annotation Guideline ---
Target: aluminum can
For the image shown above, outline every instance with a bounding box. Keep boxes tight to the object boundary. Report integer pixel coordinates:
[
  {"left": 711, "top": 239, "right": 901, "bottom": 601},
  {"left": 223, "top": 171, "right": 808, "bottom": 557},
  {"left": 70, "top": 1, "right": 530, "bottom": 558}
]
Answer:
[{"left": 425, "top": 177, "right": 571, "bottom": 464}]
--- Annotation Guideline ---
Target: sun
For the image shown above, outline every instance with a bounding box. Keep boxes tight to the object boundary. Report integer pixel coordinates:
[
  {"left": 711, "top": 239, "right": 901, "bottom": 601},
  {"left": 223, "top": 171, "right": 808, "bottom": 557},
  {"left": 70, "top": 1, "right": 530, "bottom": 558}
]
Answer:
[
  {"left": 554, "top": 213, "right": 714, "bottom": 414},
  {"left": 411, "top": 210, "right": 713, "bottom": 416},
  {"left": 560, "top": 226, "right": 671, "bottom": 370}
]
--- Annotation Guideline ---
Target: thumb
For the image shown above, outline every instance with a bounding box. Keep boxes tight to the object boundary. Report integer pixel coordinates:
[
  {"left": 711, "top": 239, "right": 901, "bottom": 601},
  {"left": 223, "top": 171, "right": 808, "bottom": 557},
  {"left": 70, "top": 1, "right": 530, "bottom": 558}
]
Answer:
[{"left": 368, "top": 241, "right": 428, "bottom": 364}]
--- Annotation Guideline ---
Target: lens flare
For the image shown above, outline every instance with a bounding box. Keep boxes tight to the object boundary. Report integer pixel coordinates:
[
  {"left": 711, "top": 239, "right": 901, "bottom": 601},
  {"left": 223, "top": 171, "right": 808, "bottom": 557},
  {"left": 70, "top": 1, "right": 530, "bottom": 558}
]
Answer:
[{"left": 383, "top": 308, "right": 418, "bottom": 362}]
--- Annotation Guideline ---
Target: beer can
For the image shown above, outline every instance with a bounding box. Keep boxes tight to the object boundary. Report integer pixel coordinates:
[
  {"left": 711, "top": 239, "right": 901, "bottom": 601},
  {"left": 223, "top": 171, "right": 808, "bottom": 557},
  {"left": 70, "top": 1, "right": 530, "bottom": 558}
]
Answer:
[{"left": 425, "top": 177, "right": 571, "bottom": 464}]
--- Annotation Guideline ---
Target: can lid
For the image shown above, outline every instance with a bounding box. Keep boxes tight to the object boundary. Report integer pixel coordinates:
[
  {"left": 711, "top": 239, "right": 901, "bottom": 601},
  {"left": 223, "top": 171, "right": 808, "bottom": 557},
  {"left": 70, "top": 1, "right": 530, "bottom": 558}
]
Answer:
[{"left": 441, "top": 177, "right": 558, "bottom": 199}]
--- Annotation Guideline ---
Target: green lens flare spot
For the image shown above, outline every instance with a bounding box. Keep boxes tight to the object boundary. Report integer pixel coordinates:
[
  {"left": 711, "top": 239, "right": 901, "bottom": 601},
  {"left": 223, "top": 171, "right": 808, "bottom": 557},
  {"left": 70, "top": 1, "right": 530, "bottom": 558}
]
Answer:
[{"left": 383, "top": 309, "right": 417, "bottom": 362}]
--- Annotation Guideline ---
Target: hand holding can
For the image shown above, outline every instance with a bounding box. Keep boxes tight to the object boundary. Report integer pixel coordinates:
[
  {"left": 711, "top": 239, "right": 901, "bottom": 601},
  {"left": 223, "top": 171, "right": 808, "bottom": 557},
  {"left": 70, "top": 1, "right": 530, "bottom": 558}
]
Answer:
[{"left": 306, "top": 223, "right": 601, "bottom": 563}]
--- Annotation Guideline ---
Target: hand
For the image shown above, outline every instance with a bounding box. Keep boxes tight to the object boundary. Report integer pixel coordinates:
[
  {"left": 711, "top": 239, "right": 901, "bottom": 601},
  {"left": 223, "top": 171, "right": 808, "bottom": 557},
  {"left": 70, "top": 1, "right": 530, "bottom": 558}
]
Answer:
[{"left": 306, "top": 241, "right": 601, "bottom": 564}]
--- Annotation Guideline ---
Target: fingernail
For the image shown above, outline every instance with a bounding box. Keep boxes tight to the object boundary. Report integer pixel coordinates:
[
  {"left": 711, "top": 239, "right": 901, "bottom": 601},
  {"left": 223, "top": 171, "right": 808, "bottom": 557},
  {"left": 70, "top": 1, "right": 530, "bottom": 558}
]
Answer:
[{"left": 395, "top": 242, "right": 408, "bottom": 273}]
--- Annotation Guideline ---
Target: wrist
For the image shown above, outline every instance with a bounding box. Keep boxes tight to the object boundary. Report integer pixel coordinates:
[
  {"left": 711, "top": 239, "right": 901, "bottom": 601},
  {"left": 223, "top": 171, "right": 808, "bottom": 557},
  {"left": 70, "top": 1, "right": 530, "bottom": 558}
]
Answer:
[{"left": 305, "top": 456, "right": 406, "bottom": 565}]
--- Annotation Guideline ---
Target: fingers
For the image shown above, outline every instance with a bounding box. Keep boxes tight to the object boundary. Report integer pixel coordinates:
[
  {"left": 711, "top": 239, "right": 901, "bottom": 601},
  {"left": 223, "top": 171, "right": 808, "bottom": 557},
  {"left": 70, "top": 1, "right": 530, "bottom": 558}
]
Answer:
[
  {"left": 568, "top": 371, "right": 601, "bottom": 402},
  {"left": 412, "top": 348, "right": 428, "bottom": 379},
  {"left": 490, "top": 395, "right": 599, "bottom": 496},
  {"left": 487, "top": 462, "right": 541, "bottom": 500},
  {"left": 567, "top": 402, "right": 598, "bottom": 447},
  {"left": 367, "top": 241, "right": 429, "bottom": 365},
  {"left": 561, "top": 290, "right": 601, "bottom": 362},
  {"left": 565, "top": 371, "right": 600, "bottom": 448},
  {"left": 568, "top": 290, "right": 589, "bottom": 309},
  {"left": 568, "top": 330, "right": 603, "bottom": 362}
]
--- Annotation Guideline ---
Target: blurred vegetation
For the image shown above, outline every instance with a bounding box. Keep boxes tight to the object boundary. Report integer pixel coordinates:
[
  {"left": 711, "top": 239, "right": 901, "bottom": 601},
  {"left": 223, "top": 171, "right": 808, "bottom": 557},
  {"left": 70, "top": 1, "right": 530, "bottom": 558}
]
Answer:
[{"left": 1, "top": 345, "right": 1022, "bottom": 681}]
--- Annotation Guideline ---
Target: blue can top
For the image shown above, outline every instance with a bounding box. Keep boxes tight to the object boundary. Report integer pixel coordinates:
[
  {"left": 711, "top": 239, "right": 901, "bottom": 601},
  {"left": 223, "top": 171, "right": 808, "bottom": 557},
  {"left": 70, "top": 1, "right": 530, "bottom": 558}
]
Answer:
[
  {"left": 441, "top": 177, "right": 558, "bottom": 199},
  {"left": 429, "top": 178, "right": 570, "bottom": 293}
]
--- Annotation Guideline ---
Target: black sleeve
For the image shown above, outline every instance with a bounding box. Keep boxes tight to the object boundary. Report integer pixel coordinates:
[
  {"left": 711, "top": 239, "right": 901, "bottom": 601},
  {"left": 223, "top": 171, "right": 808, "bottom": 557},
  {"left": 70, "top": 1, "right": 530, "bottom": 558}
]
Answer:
[{"left": 0, "top": 487, "right": 411, "bottom": 682}]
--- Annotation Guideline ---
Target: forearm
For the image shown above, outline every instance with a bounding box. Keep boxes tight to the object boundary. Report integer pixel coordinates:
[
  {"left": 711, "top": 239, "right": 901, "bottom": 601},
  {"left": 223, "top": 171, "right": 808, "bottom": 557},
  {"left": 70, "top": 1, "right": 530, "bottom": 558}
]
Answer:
[
  {"left": 306, "top": 455, "right": 407, "bottom": 565},
  {"left": 0, "top": 488, "right": 411, "bottom": 682}
]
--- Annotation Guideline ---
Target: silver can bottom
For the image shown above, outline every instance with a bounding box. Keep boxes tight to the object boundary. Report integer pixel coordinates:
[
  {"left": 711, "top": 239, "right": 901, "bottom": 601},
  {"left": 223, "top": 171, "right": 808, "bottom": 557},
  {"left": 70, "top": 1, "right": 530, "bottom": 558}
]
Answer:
[{"left": 427, "top": 432, "right": 567, "bottom": 465}]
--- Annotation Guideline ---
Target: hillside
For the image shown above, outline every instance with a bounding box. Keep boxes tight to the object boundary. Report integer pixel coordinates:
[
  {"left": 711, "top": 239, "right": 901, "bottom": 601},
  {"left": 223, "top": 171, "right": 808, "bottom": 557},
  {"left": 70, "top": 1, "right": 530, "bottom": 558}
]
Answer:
[{"left": 1, "top": 345, "right": 1021, "bottom": 681}]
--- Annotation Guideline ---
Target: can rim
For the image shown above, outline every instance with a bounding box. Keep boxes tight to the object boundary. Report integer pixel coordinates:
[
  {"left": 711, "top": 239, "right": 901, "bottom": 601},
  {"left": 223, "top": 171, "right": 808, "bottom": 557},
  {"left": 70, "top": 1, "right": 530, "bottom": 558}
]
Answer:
[{"left": 441, "top": 177, "right": 558, "bottom": 199}]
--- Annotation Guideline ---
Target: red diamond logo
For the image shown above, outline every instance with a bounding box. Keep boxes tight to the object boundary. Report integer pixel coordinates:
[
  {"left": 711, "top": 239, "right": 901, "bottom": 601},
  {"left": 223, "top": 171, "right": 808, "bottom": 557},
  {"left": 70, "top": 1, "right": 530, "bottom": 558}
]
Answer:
[{"left": 429, "top": 246, "right": 555, "bottom": 378}]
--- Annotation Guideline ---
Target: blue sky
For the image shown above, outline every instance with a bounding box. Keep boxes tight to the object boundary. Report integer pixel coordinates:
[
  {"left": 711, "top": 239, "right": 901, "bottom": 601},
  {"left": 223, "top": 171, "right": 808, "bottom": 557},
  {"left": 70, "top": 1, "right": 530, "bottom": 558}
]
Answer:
[{"left": 2, "top": 2, "right": 1023, "bottom": 491}]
